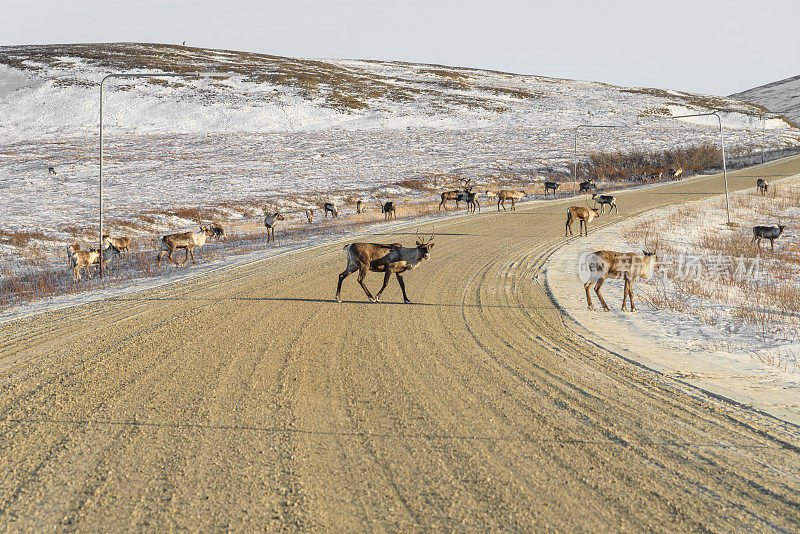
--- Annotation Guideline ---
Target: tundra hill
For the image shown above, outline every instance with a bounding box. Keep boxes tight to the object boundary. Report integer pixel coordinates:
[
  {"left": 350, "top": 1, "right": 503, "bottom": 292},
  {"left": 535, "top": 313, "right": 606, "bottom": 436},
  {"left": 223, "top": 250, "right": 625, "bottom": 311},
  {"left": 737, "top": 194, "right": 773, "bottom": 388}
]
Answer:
[
  {"left": 0, "top": 42, "right": 796, "bottom": 137},
  {"left": 730, "top": 74, "right": 800, "bottom": 127}
]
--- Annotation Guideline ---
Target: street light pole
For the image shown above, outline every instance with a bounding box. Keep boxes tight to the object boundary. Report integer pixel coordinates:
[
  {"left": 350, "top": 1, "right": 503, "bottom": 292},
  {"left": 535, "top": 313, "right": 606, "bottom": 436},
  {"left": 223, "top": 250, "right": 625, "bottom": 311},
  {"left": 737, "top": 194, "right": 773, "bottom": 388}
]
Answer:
[
  {"left": 573, "top": 124, "right": 624, "bottom": 196},
  {"left": 652, "top": 112, "right": 730, "bottom": 224},
  {"left": 99, "top": 72, "right": 199, "bottom": 278}
]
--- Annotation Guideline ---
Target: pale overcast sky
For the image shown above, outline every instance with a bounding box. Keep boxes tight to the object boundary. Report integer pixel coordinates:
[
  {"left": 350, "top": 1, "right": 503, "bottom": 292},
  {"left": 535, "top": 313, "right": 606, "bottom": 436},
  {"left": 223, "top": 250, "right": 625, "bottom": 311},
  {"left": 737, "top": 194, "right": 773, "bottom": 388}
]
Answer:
[{"left": 2, "top": 0, "right": 798, "bottom": 96}]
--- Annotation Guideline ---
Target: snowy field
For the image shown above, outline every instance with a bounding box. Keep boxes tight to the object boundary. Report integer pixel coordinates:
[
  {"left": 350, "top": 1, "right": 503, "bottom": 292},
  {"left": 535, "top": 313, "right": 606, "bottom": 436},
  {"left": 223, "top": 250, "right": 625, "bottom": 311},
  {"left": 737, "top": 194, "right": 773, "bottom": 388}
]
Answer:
[
  {"left": 2, "top": 43, "right": 800, "bottom": 310},
  {"left": 2, "top": 125, "right": 794, "bottom": 261},
  {"left": 546, "top": 174, "right": 800, "bottom": 424}
]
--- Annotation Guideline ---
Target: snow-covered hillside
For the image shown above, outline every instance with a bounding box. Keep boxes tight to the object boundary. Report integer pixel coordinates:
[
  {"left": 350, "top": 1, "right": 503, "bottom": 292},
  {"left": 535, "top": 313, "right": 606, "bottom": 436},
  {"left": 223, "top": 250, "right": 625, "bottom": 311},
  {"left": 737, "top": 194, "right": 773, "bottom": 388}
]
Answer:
[
  {"left": 1, "top": 43, "right": 799, "bottom": 273},
  {"left": 730, "top": 75, "right": 800, "bottom": 127},
  {"left": 1, "top": 42, "right": 796, "bottom": 136}
]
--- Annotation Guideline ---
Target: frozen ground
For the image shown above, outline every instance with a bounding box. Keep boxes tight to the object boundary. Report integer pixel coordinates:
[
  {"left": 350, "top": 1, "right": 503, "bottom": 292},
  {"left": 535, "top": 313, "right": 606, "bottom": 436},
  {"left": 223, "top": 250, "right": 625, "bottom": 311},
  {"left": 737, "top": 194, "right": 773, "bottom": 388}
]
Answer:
[{"left": 546, "top": 174, "right": 800, "bottom": 424}]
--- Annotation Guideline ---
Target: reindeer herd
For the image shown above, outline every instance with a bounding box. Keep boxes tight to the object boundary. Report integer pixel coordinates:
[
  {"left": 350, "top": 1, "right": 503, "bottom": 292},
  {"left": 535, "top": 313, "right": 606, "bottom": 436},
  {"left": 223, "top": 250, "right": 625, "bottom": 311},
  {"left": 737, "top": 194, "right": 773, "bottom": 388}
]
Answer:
[{"left": 63, "top": 171, "right": 788, "bottom": 315}]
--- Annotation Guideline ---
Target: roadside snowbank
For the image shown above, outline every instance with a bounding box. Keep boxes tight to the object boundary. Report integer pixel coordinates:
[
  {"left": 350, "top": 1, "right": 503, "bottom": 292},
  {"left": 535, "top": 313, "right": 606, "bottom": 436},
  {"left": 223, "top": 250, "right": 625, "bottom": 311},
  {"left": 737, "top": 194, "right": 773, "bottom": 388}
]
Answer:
[{"left": 545, "top": 177, "right": 800, "bottom": 425}]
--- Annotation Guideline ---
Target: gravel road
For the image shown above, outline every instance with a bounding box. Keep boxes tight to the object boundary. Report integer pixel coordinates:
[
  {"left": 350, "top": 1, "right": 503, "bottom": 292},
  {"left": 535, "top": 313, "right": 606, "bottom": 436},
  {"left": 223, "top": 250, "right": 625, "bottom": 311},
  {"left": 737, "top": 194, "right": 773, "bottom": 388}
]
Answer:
[{"left": 2, "top": 157, "right": 800, "bottom": 531}]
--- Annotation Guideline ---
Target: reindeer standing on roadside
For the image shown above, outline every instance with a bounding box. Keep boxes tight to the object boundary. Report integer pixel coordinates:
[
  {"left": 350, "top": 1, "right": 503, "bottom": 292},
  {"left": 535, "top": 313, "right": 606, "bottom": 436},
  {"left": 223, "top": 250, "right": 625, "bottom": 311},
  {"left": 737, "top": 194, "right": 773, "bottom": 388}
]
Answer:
[
  {"left": 668, "top": 167, "right": 683, "bottom": 180},
  {"left": 356, "top": 200, "right": 364, "bottom": 214},
  {"left": 591, "top": 193, "right": 618, "bottom": 214},
  {"left": 71, "top": 248, "right": 101, "bottom": 281},
  {"left": 439, "top": 178, "right": 473, "bottom": 211},
  {"left": 461, "top": 190, "right": 480, "bottom": 213},
  {"left": 485, "top": 189, "right": 498, "bottom": 202},
  {"left": 305, "top": 208, "right": 314, "bottom": 224},
  {"left": 578, "top": 181, "right": 597, "bottom": 194},
  {"left": 565, "top": 206, "right": 600, "bottom": 236},
  {"left": 756, "top": 178, "right": 769, "bottom": 196},
  {"left": 582, "top": 242, "right": 657, "bottom": 312},
  {"left": 323, "top": 202, "right": 338, "bottom": 218},
  {"left": 67, "top": 243, "right": 81, "bottom": 269},
  {"left": 752, "top": 224, "right": 785, "bottom": 252},
  {"left": 544, "top": 181, "right": 559, "bottom": 196},
  {"left": 209, "top": 223, "right": 226, "bottom": 240},
  {"left": 102, "top": 234, "right": 132, "bottom": 261},
  {"left": 263, "top": 209, "right": 285, "bottom": 242},
  {"left": 497, "top": 189, "right": 526, "bottom": 211},
  {"left": 157, "top": 226, "right": 215, "bottom": 266},
  {"left": 379, "top": 200, "right": 396, "bottom": 220},
  {"left": 335, "top": 230, "right": 435, "bottom": 304}
]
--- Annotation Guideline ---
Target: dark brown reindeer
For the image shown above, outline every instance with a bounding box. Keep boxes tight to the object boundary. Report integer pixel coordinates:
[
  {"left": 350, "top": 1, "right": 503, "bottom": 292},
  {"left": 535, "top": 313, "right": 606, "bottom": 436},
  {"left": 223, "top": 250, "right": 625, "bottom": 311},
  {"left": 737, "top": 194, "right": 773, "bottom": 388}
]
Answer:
[
  {"left": 335, "top": 230, "right": 435, "bottom": 304},
  {"left": 379, "top": 200, "right": 396, "bottom": 219},
  {"left": 752, "top": 224, "right": 785, "bottom": 252},
  {"left": 544, "top": 181, "right": 559, "bottom": 196},
  {"left": 756, "top": 178, "right": 769, "bottom": 196},
  {"left": 439, "top": 178, "right": 472, "bottom": 211},
  {"left": 209, "top": 223, "right": 226, "bottom": 240}
]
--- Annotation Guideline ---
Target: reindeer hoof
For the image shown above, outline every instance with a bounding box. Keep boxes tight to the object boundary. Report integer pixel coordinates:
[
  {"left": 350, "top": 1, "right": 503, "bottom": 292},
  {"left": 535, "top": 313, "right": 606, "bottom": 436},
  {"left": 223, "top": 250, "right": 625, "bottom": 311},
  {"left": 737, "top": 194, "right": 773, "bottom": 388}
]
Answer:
[
  {"left": 404, "top": 299, "right": 412, "bottom": 304},
  {"left": 335, "top": 296, "right": 341, "bottom": 303}
]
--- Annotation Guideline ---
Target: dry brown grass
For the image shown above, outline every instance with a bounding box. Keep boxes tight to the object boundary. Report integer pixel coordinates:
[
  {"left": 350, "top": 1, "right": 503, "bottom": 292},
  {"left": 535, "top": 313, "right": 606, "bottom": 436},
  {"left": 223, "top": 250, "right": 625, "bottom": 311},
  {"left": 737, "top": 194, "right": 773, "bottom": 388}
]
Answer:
[
  {"left": 0, "top": 229, "right": 50, "bottom": 248},
  {"left": 631, "top": 180, "right": 800, "bottom": 347}
]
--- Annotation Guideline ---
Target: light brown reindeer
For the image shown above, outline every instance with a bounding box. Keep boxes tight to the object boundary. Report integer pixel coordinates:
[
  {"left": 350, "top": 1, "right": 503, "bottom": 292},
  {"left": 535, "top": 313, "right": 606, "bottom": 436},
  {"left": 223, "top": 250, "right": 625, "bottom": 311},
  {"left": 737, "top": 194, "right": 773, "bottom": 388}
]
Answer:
[
  {"left": 305, "top": 208, "right": 314, "bottom": 224},
  {"left": 71, "top": 247, "right": 112, "bottom": 281},
  {"left": 67, "top": 243, "right": 81, "bottom": 269},
  {"left": 103, "top": 234, "right": 132, "bottom": 259},
  {"left": 582, "top": 242, "right": 657, "bottom": 312},
  {"left": 497, "top": 189, "right": 526, "bottom": 211},
  {"left": 565, "top": 206, "right": 600, "bottom": 236},
  {"left": 157, "top": 226, "right": 215, "bottom": 266},
  {"left": 335, "top": 230, "right": 434, "bottom": 304}
]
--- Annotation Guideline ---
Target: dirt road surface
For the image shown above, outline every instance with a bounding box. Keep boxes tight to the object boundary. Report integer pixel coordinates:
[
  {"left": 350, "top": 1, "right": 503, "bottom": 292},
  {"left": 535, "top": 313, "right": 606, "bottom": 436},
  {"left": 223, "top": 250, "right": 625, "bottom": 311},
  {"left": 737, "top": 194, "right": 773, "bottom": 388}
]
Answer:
[{"left": 2, "top": 157, "right": 800, "bottom": 531}]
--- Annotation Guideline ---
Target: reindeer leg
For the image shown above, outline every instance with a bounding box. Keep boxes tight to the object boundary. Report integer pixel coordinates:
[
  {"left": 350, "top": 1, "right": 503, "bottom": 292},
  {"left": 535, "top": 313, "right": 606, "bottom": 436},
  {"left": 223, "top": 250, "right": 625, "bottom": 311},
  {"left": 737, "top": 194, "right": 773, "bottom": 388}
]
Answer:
[
  {"left": 357, "top": 266, "right": 376, "bottom": 302},
  {"left": 190, "top": 248, "right": 197, "bottom": 265},
  {"left": 622, "top": 277, "right": 630, "bottom": 311},
  {"left": 595, "top": 278, "right": 610, "bottom": 311},
  {"left": 396, "top": 273, "right": 411, "bottom": 304},
  {"left": 629, "top": 281, "right": 637, "bottom": 312},
  {"left": 511, "top": 199, "right": 515, "bottom": 211},
  {"left": 584, "top": 281, "right": 594, "bottom": 310},
  {"left": 336, "top": 266, "right": 357, "bottom": 302},
  {"left": 375, "top": 270, "right": 392, "bottom": 302}
]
